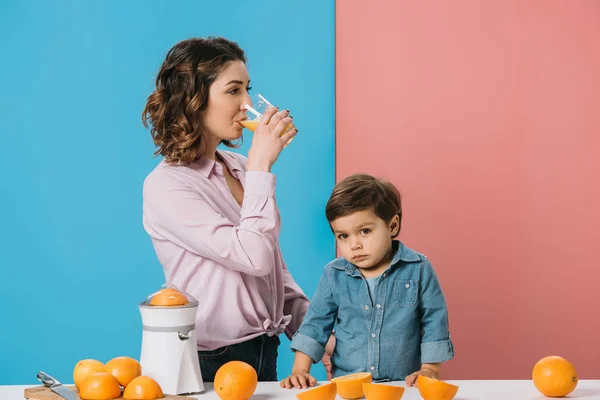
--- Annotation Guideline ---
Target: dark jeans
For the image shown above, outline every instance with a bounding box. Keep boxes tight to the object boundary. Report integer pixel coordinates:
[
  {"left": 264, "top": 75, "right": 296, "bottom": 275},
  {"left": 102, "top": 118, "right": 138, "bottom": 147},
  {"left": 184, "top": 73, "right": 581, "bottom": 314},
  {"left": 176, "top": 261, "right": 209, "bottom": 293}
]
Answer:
[{"left": 198, "top": 334, "right": 280, "bottom": 382}]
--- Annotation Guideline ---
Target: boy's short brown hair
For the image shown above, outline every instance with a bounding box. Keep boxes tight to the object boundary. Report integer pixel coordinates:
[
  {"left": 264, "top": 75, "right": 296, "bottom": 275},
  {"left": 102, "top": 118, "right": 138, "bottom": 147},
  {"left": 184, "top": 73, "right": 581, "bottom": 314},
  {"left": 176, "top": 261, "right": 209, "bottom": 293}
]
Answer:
[{"left": 325, "top": 174, "right": 402, "bottom": 236}]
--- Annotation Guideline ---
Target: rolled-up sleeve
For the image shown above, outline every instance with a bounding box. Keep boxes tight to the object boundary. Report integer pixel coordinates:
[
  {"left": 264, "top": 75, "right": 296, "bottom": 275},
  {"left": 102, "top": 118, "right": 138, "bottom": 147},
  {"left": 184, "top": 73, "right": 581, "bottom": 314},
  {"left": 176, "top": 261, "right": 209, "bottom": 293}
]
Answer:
[
  {"left": 290, "top": 268, "right": 338, "bottom": 363},
  {"left": 419, "top": 259, "right": 454, "bottom": 363}
]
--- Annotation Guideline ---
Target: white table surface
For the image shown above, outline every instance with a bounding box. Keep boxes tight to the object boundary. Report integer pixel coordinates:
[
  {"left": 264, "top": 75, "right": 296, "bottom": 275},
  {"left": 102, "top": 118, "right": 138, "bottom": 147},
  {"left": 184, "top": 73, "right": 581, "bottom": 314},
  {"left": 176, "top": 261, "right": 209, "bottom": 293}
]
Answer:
[{"left": 7, "top": 380, "right": 600, "bottom": 400}]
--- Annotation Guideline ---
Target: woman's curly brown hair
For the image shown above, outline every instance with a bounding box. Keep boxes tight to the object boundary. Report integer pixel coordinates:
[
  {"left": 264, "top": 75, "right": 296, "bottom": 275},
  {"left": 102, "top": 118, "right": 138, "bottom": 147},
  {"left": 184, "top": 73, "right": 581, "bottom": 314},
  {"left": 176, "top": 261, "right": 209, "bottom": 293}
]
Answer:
[{"left": 142, "top": 37, "right": 246, "bottom": 164}]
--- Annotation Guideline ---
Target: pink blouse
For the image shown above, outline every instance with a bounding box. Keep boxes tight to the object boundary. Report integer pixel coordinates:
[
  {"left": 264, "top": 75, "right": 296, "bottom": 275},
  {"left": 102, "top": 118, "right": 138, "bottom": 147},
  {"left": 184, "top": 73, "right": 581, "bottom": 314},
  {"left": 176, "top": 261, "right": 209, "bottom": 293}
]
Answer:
[{"left": 143, "top": 150, "right": 309, "bottom": 350}]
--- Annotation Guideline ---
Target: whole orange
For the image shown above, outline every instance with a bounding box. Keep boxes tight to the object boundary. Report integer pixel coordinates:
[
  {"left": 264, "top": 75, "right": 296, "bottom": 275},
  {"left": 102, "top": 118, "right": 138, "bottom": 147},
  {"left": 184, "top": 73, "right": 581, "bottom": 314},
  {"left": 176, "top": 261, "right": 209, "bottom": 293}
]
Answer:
[
  {"left": 73, "top": 359, "right": 105, "bottom": 391},
  {"left": 123, "top": 376, "right": 164, "bottom": 400},
  {"left": 78, "top": 372, "right": 121, "bottom": 400},
  {"left": 532, "top": 356, "right": 578, "bottom": 397},
  {"left": 105, "top": 356, "right": 142, "bottom": 387},
  {"left": 213, "top": 361, "right": 258, "bottom": 400}
]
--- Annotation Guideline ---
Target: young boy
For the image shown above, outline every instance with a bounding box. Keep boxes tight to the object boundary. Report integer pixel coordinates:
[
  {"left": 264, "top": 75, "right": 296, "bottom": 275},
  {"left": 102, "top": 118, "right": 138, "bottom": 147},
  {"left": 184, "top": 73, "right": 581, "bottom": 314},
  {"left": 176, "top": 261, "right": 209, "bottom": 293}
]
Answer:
[{"left": 281, "top": 174, "right": 454, "bottom": 389}]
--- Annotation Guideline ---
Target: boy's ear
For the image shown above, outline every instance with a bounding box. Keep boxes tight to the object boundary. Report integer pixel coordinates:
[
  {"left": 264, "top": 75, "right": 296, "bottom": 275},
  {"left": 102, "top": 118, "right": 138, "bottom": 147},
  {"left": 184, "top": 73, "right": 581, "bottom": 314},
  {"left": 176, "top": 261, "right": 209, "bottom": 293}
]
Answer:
[{"left": 389, "top": 215, "right": 400, "bottom": 236}]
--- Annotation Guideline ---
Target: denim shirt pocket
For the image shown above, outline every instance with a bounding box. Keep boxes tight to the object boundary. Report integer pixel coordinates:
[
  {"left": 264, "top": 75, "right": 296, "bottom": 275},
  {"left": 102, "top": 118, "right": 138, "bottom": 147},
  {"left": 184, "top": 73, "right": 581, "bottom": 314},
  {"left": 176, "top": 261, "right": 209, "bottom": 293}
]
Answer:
[{"left": 391, "top": 279, "right": 418, "bottom": 307}]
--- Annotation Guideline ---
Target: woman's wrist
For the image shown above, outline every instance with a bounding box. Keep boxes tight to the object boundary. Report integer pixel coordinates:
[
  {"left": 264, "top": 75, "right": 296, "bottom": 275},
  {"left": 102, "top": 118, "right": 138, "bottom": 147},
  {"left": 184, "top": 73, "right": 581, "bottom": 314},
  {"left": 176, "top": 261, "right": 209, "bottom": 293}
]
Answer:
[{"left": 246, "top": 162, "right": 271, "bottom": 172}]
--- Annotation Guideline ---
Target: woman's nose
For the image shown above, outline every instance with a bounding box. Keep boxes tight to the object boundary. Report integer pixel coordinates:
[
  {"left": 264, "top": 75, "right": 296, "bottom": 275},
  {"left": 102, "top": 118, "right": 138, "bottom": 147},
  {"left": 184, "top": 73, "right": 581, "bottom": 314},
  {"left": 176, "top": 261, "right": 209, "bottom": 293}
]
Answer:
[{"left": 240, "top": 93, "right": 252, "bottom": 110}]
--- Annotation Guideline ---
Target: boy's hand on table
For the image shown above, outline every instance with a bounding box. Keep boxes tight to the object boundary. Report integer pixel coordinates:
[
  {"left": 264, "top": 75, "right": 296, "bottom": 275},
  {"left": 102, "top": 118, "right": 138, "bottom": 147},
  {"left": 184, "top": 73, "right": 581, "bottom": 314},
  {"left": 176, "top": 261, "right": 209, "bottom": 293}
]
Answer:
[
  {"left": 280, "top": 371, "right": 317, "bottom": 389},
  {"left": 405, "top": 364, "right": 441, "bottom": 387}
]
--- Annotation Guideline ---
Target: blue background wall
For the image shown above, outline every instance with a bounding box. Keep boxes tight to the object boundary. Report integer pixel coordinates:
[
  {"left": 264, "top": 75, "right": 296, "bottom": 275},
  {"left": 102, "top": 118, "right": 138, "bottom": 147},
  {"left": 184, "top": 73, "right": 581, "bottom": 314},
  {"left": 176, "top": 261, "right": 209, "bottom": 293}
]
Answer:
[{"left": 0, "top": 0, "right": 335, "bottom": 384}]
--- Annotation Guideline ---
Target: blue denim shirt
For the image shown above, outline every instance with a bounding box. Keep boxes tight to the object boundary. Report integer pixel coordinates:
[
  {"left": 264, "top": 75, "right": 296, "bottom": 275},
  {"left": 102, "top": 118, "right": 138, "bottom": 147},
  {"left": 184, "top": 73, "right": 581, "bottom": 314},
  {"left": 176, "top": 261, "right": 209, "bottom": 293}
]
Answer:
[{"left": 290, "top": 241, "right": 454, "bottom": 381}]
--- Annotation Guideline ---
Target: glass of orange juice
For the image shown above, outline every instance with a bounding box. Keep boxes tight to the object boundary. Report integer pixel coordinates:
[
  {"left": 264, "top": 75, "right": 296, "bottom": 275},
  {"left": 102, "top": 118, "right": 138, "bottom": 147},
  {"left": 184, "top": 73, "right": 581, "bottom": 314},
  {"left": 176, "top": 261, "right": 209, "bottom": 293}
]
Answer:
[{"left": 242, "top": 94, "right": 295, "bottom": 146}]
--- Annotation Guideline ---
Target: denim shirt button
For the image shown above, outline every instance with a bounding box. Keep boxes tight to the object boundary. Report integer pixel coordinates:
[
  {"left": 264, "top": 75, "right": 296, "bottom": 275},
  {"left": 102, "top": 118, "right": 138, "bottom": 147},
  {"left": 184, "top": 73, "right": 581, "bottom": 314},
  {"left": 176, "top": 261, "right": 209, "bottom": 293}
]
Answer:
[
  {"left": 405, "top": 283, "right": 410, "bottom": 288},
  {"left": 370, "top": 366, "right": 375, "bottom": 371},
  {"left": 376, "top": 304, "right": 382, "bottom": 309},
  {"left": 364, "top": 305, "right": 369, "bottom": 310},
  {"left": 371, "top": 333, "right": 376, "bottom": 338}
]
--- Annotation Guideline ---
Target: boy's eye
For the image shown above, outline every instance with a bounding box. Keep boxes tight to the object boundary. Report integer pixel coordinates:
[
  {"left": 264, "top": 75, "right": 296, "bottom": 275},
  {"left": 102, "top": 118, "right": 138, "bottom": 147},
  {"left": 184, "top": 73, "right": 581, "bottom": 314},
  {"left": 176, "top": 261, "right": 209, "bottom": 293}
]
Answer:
[
  {"left": 337, "top": 234, "right": 348, "bottom": 240},
  {"left": 360, "top": 228, "right": 371, "bottom": 235}
]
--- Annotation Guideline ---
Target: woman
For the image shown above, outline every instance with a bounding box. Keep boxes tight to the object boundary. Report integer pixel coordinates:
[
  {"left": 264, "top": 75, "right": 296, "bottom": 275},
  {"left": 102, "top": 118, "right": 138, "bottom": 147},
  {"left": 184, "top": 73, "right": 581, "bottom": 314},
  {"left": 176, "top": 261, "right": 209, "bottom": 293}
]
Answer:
[{"left": 141, "top": 37, "right": 312, "bottom": 381}]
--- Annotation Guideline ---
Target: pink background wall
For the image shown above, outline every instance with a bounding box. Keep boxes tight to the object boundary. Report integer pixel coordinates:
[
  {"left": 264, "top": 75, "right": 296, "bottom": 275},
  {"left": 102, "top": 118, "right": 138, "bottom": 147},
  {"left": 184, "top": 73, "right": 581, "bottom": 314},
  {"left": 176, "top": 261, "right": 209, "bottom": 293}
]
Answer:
[{"left": 336, "top": 1, "right": 600, "bottom": 379}]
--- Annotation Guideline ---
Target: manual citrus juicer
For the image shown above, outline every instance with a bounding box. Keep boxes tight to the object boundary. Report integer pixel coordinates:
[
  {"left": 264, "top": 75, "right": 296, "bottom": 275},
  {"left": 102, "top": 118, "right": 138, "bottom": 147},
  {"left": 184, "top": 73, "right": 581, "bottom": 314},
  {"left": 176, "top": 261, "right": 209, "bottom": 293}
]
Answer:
[{"left": 138, "top": 284, "right": 204, "bottom": 395}]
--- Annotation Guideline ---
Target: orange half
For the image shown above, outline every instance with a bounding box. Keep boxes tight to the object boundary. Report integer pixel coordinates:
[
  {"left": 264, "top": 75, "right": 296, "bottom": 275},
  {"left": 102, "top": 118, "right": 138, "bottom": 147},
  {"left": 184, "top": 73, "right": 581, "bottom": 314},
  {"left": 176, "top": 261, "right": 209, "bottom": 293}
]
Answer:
[
  {"left": 332, "top": 372, "right": 373, "bottom": 399},
  {"left": 149, "top": 288, "right": 188, "bottom": 306},
  {"left": 417, "top": 375, "right": 458, "bottom": 400},
  {"left": 363, "top": 382, "right": 405, "bottom": 400},
  {"left": 296, "top": 382, "right": 337, "bottom": 400}
]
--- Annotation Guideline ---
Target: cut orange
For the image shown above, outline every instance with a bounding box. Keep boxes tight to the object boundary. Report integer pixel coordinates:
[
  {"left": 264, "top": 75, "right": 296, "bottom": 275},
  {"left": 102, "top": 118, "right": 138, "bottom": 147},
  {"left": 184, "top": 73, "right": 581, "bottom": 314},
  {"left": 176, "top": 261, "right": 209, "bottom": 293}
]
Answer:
[
  {"left": 296, "top": 381, "right": 337, "bottom": 400},
  {"left": 214, "top": 360, "right": 258, "bottom": 400},
  {"left": 363, "top": 382, "right": 405, "bottom": 400},
  {"left": 73, "top": 359, "right": 106, "bottom": 391},
  {"left": 417, "top": 375, "right": 458, "bottom": 400},
  {"left": 532, "top": 356, "right": 578, "bottom": 397},
  {"left": 105, "top": 356, "right": 142, "bottom": 387},
  {"left": 123, "top": 376, "right": 164, "bottom": 400},
  {"left": 332, "top": 372, "right": 372, "bottom": 399},
  {"left": 78, "top": 372, "right": 122, "bottom": 400},
  {"left": 149, "top": 288, "right": 188, "bottom": 306}
]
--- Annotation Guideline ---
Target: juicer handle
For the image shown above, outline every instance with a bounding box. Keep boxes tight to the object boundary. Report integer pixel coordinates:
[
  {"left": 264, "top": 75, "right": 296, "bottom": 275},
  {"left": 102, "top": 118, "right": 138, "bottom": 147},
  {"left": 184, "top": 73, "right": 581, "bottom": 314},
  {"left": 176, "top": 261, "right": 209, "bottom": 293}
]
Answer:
[{"left": 37, "top": 371, "right": 61, "bottom": 387}]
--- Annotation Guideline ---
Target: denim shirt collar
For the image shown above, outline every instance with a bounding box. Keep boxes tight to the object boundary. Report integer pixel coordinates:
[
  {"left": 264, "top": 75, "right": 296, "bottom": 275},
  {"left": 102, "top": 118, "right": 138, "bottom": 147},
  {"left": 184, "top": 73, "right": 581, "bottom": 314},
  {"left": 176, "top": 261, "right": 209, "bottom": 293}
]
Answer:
[{"left": 330, "top": 240, "right": 421, "bottom": 277}]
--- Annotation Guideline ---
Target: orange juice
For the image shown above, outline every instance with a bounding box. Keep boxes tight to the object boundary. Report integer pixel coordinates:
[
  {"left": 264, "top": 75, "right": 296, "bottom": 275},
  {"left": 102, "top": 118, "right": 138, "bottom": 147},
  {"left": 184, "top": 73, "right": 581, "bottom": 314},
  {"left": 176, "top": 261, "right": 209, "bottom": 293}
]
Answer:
[{"left": 240, "top": 119, "right": 295, "bottom": 136}]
